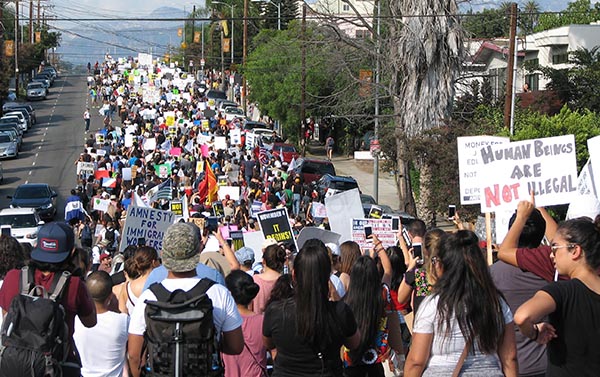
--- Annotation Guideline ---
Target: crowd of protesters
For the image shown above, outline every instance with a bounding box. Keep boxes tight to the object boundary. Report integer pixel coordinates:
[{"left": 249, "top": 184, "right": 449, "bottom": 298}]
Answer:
[{"left": 0, "top": 56, "right": 597, "bottom": 377}]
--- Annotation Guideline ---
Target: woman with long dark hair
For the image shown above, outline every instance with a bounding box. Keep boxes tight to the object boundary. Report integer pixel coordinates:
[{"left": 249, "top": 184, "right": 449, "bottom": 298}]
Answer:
[
  {"left": 252, "top": 244, "right": 286, "bottom": 314},
  {"left": 263, "top": 240, "right": 360, "bottom": 376},
  {"left": 342, "top": 238, "right": 404, "bottom": 377},
  {"left": 515, "top": 213, "right": 600, "bottom": 376},
  {"left": 404, "top": 230, "right": 517, "bottom": 376}
]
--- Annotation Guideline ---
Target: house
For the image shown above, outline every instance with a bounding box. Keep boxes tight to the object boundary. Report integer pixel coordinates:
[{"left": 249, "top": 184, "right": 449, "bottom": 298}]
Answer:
[{"left": 310, "top": 0, "right": 374, "bottom": 39}]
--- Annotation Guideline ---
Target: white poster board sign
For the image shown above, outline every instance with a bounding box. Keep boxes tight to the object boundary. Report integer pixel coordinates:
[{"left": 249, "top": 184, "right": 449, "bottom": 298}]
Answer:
[
  {"left": 325, "top": 188, "right": 364, "bottom": 243},
  {"left": 566, "top": 159, "right": 600, "bottom": 219},
  {"left": 351, "top": 218, "right": 396, "bottom": 249},
  {"left": 143, "top": 138, "right": 156, "bottom": 151},
  {"left": 120, "top": 206, "right": 176, "bottom": 251},
  {"left": 246, "top": 133, "right": 255, "bottom": 148},
  {"left": 124, "top": 134, "right": 134, "bottom": 148},
  {"left": 218, "top": 186, "right": 241, "bottom": 201},
  {"left": 93, "top": 198, "right": 110, "bottom": 213},
  {"left": 214, "top": 136, "right": 227, "bottom": 150},
  {"left": 479, "top": 135, "right": 578, "bottom": 212},
  {"left": 122, "top": 167, "right": 132, "bottom": 181},
  {"left": 587, "top": 136, "right": 600, "bottom": 199},
  {"left": 77, "top": 162, "right": 95, "bottom": 175},
  {"left": 242, "top": 231, "right": 266, "bottom": 266},
  {"left": 230, "top": 128, "right": 241, "bottom": 146},
  {"left": 457, "top": 136, "right": 509, "bottom": 205}
]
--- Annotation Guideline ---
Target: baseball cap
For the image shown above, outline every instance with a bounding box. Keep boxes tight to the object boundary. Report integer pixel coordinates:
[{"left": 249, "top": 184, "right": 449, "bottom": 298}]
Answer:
[
  {"left": 31, "top": 222, "right": 75, "bottom": 263},
  {"left": 100, "top": 253, "right": 111, "bottom": 262},
  {"left": 235, "top": 247, "right": 255, "bottom": 265},
  {"left": 161, "top": 223, "right": 200, "bottom": 272},
  {"left": 262, "top": 238, "right": 278, "bottom": 250}
]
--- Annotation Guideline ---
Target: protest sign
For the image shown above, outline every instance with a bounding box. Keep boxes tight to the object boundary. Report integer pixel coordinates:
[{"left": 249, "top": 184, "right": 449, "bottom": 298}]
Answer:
[
  {"left": 250, "top": 200, "right": 262, "bottom": 218},
  {"left": 230, "top": 128, "right": 241, "bottom": 145},
  {"left": 143, "top": 138, "right": 156, "bottom": 151},
  {"left": 368, "top": 206, "right": 383, "bottom": 219},
  {"left": 122, "top": 167, "right": 132, "bottom": 181},
  {"left": 95, "top": 133, "right": 104, "bottom": 145},
  {"left": 218, "top": 176, "right": 228, "bottom": 186},
  {"left": 154, "top": 164, "right": 171, "bottom": 178},
  {"left": 188, "top": 217, "right": 205, "bottom": 232},
  {"left": 169, "top": 147, "right": 182, "bottom": 157},
  {"left": 212, "top": 202, "right": 225, "bottom": 217},
  {"left": 566, "top": 159, "right": 600, "bottom": 219},
  {"left": 311, "top": 202, "right": 327, "bottom": 218},
  {"left": 218, "top": 186, "right": 240, "bottom": 201},
  {"left": 120, "top": 206, "right": 176, "bottom": 251},
  {"left": 230, "top": 230, "right": 244, "bottom": 251},
  {"left": 243, "top": 231, "right": 266, "bottom": 265},
  {"left": 478, "top": 135, "right": 578, "bottom": 212},
  {"left": 214, "top": 136, "right": 227, "bottom": 150},
  {"left": 124, "top": 133, "right": 134, "bottom": 148},
  {"left": 170, "top": 201, "right": 183, "bottom": 216},
  {"left": 457, "top": 136, "right": 510, "bottom": 205},
  {"left": 351, "top": 218, "right": 396, "bottom": 249},
  {"left": 246, "top": 133, "right": 255, "bottom": 148},
  {"left": 76, "top": 162, "right": 95, "bottom": 175},
  {"left": 257, "top": 208, "right": 295, "bottom": 246},
  {"left": 219, "top": 224, "right": 238, "bottom": 240},
  {"left": 297, "top": 228, "right": 341, "bottom": 250},
  {"left": 93, "top": 198, "right": 110, "bottom": 212},
  {"left": 587, "top": 136, "right": 600, "bottom": 199},
  {"left": 325, "top": 188, "right": 364, "bottom": 243}
]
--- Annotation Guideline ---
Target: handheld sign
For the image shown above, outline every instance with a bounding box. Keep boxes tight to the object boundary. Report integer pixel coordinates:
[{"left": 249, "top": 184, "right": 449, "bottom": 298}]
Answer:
[
  {"left": 170, "top": 201, "right": 183, "bottom": 216},
  {"left": 120, "top": 206, "right": 176, "bottom": 251},
  {"left": 351, "top": 218, "right": 396, "bottom": 250},
  {"left": 478, "top": 135, "right": 577, "bottom": 212},
  {"left": 257, "top": 208, "right": 295, "bottom": 247}
]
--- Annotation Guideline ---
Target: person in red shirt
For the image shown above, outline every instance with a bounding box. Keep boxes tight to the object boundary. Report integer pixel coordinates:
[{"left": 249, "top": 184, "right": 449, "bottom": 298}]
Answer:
[{"left": 0, "top": 222, "right": 97, "bottom": 377}]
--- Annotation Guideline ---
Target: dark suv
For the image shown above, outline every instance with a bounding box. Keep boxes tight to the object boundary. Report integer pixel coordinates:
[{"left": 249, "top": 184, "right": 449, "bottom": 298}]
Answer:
[
  {"left": 293, "top": 158, "right": 336, "bottom": 183},
  {"left": 317, "top": 174, "right": 359, "bottom": 197}
]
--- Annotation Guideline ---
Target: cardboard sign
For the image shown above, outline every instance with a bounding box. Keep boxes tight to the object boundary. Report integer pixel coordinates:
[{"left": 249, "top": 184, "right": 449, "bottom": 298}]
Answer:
[
  {"left": 93, "top": 198, "right": 110, "bottom": 212},
  {"left": 479, "top": 135, "right": 578, "bottom": 212},
  {"left": 325, "top": 188, "right": 364, "bottom": 243},
  {"left": 218, "top": 186, "right": 240, "bottom": 201},
  {"left": 351, "top": 218, "right": 396, "bottom": 249},
  {"left": 170, "top": 201, "right": 183, "bottom": 216},
  {"left": 120, "top": 206, "right": 176, "bottom": 251},
  {"left": 257, "top": 208, "right": 294, "bottom": 245},
  {"left": 296, "top": 228, "right": 341, "bottom": 250},
  {"left": 77, "top": 162, "right": 95, "bottom": 175},
  {"left": 457, "top": 136, "right": 510, "bottom": 205},
  {"left": 143, "top": 137, "right": 156, "bottom": 150}
]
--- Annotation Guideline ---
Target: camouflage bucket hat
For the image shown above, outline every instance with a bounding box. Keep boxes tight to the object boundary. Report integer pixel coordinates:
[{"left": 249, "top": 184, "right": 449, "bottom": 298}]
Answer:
[{"left": 161, "top": 222, "right": 200, "bottom": 272}]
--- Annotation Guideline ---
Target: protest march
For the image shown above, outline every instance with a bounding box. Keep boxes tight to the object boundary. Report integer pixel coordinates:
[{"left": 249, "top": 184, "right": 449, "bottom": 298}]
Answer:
[{"left": 0, "top": 55, "right": 599, "bottom": 377}]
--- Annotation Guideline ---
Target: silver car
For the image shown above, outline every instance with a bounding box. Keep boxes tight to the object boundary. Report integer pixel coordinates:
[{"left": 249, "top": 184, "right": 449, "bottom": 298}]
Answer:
[
  {"left": 2, "top": 113, "right": 27, "bottom": 132},
  {"left": 0, "top": 132, "right": 19, "bottom": 159},
  {"left": 26, "top": 82, "right": 47, "bottom": 101}
]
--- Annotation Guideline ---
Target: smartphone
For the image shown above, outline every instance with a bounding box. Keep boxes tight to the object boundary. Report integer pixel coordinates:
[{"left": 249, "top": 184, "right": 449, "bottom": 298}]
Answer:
[
  {"left": 138, "top": 237, "right": 146, "bottom": 246},
  {"left": 391, "top": 217, "right": 400, "bottom": 231},
  {"left": 402, "top": 227, "right": 411, "bottom": 246},
  {"left": 448, "top": 205, "right": 456, "bottom": 220},
  {"left": 364, "top": 226, "right": 373, "bottom": 239},
  {"left": 412, "top": 243, "right": 423, "bottom": 260}
]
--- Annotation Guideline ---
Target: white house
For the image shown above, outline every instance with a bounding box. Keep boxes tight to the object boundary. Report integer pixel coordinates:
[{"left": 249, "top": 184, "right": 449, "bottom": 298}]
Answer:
[{"left": 310, "top": 0, "right": 374, "bottom": 39}]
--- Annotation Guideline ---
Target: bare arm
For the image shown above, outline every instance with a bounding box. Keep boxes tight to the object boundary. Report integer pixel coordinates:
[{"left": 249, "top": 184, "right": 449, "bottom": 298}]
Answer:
[
  {"left": 498, "top": 322, "right": 518, "bottom": 377},
  {"left": 403, "top": 332, "right": 433, "bottom": 377},
  {"left": 372, "top": 234, "right": 392, "bottom": 287},
  {"left": 127, "top": 334, "right": 144, "bottom": 377},
  {"left": 538, "top": 206, "right": 558, "bottom": 242},
  {"left": 117, "top": 282, "right": 129, "bottom": 315},
  {"left": 215, "top": 232, "right": 240, "bottom": 271},
  {"left": 343, "top": 329, "right": 361, "bottom": 351},
  {"left": 514, "top": 290, "right": 557, "bottom": 344},
  {"left": 396, "top": 279, "right": 414, "bottom": 306},
  {"left": 498, "top": 197, "right": 535, "bottom": 267},
  {"left": 221, "top": 327, "right": 244, "bottom": 355},
  {"left": 79, "top": 305, "right": 97, "bottom": 328}
]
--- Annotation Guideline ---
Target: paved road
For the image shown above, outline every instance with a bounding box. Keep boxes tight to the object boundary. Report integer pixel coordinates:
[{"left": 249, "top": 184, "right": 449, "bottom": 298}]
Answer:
[{"left": 0, "top": 75, "right": 88, "bottom": 219}]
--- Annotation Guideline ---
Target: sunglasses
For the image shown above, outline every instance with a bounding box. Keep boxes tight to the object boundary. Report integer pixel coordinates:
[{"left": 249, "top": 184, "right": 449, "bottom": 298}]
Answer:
[{"left": 550, "top": 243, "right": 576, "bottom": 256}]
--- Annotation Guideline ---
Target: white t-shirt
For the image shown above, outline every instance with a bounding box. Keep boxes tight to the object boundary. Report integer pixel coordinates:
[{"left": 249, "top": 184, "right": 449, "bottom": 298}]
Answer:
[
  {"left": 74, "top": 311, "right": 129, "bottom": 377},
  {"left": 330, "top": 274, "right": 346, "bottom": 298},
  {"left": 128, "top": 278, "right": 243, "bottom": 338},
  {"left": 413, "top": 295, "right": 513, "bottom": 370}
]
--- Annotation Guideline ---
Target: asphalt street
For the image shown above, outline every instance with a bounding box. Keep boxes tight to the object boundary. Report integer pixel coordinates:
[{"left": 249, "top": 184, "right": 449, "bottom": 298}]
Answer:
[{"left": 0, "top": 75, "right": 87, "bottom": 219}]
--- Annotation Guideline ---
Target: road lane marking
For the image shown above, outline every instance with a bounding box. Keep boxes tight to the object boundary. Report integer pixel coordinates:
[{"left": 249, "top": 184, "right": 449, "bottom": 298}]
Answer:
[
  {"left": 28, "top": 171, "right": 32, "bottom": 175},
  {"left": 32, "top": 162, "right": 35, "bottom": 166}
]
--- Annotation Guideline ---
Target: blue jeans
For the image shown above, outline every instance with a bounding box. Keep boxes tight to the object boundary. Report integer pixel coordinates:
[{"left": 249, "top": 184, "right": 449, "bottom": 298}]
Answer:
[{"left": 293, "top": 193, "right": 301, "bottom": 216}]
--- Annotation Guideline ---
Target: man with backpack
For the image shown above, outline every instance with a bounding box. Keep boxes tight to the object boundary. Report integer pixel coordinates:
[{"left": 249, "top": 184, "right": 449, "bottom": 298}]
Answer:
[
  {"left": 0, "top": 222, "right": 97, "bottom": 377},
  {"left": 128, "top": 222, "right": 244, "bottom": 377}
]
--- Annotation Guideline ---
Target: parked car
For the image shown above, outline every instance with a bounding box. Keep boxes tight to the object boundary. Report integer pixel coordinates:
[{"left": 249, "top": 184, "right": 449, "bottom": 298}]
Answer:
[
  {"left": 26, "top": 82, "right": 47, "bottom": 101},
  {"left": 223, "top": 106, "right": 246, "bottom": 121},
  {"left": 8, "top": 183, "right": 58, "bottom": 221},
  {"left": 317, "top": 174, "right": 359, "bottom": 197},
  {"left": 2, "top": 103, "right": 36, "bottom": 124},
  {"left": 243, "top": 120, "right": 271, "bottom": 132},
  {"left": 292, "top": 158, "right": 336, "bottom": 183},
  {"left": 0, "top": 129, "right": 21, "bottom": 151},
  {"left": 206, "top": 90, "right": 227, "bottom": 108},
  {"left": 218, "top": 100, "right": 239, "bottom": 112},
  {"left": 271, "top": 143, "right": 299, "bottom": 164},
  {"left": 0, "top": 132, "right": 19, "bottom": 159},
  {"left": 31, "top": 77, "right": 51, "bottom": 92},
  {"left": 5, "top": 108, "right": 32, "bottom": 130},
  {"left": 0, "top": 208, "right": 43, "bottom": 246},
  {"left": 0, "top": 114, "right": 27, "bottom": 132}
]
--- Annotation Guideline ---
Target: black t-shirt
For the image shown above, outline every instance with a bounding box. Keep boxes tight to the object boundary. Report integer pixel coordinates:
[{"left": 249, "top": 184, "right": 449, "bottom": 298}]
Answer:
[
  {"left": 542, "top": 279, "right": 600, "bottom": 377},
  {"left": 263, "top": 298, "right": 357, "bottom": 377}
]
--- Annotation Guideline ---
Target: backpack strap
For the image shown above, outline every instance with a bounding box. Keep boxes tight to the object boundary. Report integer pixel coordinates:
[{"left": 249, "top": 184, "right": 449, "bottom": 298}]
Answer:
[
  {"left": 148, "top": 278, "right": 216, "bottom": 303},
  {"left": 187, "top": 278, "right": 215, "bottom": 298},
  {"left": 20, "top": 266, "right": 34, "bottom": 295},
  {"left": 148, "top": 282, "right": 172, "bottom": 302},
  {"left": 49, "top": 271, "right": 71, "bottom": 302}
]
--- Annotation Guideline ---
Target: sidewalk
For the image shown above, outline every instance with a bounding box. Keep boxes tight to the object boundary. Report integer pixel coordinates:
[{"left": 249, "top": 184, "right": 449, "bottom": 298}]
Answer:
[{"left": 305, "top": 141, "right": 399, "bottom": 210}]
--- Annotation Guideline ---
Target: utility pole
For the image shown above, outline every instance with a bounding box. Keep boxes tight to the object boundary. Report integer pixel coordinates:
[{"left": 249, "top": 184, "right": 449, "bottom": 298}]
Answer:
[
  {"left": 29, "top": 0, "right": 33, "bottom": 44},
  {"left": 373, "top": 0, "right": 381, "bottom": 203},
  {"left": 300, "top": 3, "right": 306, "bottom": 156},
  {"left": 242, "top": 0, "right": 248, "bottom": 112},
  {"left": 503, "top": 2, "right": 518, "bottom": 131},
  {"left": 15, "top": 0, "right": 20, "bottom": 95}
]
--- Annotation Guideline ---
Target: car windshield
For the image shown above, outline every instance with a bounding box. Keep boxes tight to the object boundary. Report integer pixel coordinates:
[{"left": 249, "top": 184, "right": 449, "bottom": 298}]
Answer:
[
  {"left": 0, "top": 135, "right": 12, "bottom": 143},
  {"left": 226, "top": 108, "right": 244, "bottom": 115},
  {"left": 0, "top": 214, "right": 38, "bottom": 228},
  {"left": 14, "top": 186, "right": 50, "bottom": 199},
  {"left": 303, "top": 162, "right": 335, "bottom": 175},
  {"left": 331, "top": 180, "right": 358, "bottom": 191},
  {"left": 0, "top": 118, "right": 18, "bottom": 123},
  {"left": 280, "top": 146, "right": 296, "bottom": 153},
  {"left": 28, "top": 83, "right": 43, "bottom": 89}
]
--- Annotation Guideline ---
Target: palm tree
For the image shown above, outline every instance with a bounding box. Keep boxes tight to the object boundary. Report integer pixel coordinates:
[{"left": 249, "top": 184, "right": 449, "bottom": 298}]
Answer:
[
  {"left": 386, "top": 0, "right": 464, "bottom": 218},
  {"left": 520, "top": 0, "right": 540, "bottom": 35}
]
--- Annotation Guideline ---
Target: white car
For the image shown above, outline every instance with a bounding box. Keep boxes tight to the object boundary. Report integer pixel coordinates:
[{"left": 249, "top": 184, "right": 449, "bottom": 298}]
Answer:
[
  {"left": 0, "top": 208, "right": 44, "bottom": 246},
  {"left": 1, "top": 113, "right": 27, "bottom": 132},
  {"left": 223, "top": 106, "right": 246, "bottom": 121},
  {"left": 0, "top": 132, "right": 19, "bottom": 159}
]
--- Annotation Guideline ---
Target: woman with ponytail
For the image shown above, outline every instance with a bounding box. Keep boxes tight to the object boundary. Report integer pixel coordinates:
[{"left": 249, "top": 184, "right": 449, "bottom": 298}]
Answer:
[
  {"left": 515, "top": 212, "right": 600, "bottom": 376},
  {"left": 404, "top": 230, "right": 517, "bottom": 377},
  {"left": 252, "top": 244, "right": 286, "bottom": 314},
  {"left": 118, "top": 246, "right": 159, "bottom": 314}
]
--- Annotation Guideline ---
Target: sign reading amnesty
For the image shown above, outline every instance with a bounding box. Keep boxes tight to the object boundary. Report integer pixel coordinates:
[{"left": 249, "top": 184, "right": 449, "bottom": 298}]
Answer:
[
  {"left": 257, "top": 208, "right": 294, "bottom": 245},
  {"left": 120, "top": 206, "right": 175, "bottom": 251}
]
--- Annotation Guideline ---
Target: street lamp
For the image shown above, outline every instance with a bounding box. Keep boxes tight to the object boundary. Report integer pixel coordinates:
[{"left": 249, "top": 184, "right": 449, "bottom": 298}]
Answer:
[
  {"left": 212, "top": 1, "right": 234, "bottom": 65},
  {"left": 251, "top": 0, "right": 280, "bottom": 31}
]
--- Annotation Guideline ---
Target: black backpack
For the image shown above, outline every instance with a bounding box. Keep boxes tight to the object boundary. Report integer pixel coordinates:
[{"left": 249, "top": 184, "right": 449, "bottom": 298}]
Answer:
[
  {"left": 80, "top": 224, "right": 93, "bottom": 244},
  {"left": 0, "top": 267, "right": 71, "bottom": 377},
  {"left": 104, "top": 227, "right": 116, "bottom": 252},
  {"left": 143, "top": 279, "right": 222, "bottom": 377}
]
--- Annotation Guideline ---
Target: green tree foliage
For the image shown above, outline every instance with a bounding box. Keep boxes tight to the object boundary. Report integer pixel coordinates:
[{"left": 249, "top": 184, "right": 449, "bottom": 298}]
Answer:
[
  {"left": 535, "top": 0, "right": 600, "bottom": 32},
  {"left": 462, "top": 8, "right": 510, "bottom": 38},
  {"left": 519, "top": 0, "right": 541, "bottom": 35}
]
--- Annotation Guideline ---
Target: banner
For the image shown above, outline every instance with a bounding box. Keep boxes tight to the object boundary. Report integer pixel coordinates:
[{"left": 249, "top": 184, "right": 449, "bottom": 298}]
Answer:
[
  {"left": 479, "top": 135, "right": 578, "bottom": 212},
  {"left": 76, "top": 162, "right": 95, "bottom": 175},
  {"left": 457, "top": 136, "right": 509, "bottom": 205},
  {"left": 120, "top": 206, "right": 176, "bottom": 251},
  {"left": 351, "top": 218, "right": 396, "bottom": 250},
  {"left": 257, "top": 208, "right": 295, "bottom": 246}
]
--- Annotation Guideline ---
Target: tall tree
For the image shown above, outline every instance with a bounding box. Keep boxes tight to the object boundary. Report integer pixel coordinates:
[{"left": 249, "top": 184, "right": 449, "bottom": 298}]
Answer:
[
  {"left": 519, "top": 0, "right": 540, "bottom": 35},
  {"left": 535, "top": 0, "right": 600, "bottom": 32}
]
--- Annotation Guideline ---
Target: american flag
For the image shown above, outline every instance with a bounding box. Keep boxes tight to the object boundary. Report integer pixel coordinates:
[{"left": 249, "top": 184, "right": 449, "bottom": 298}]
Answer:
[{"left": 259, "top": 147, "right": 270, "bottom": 165}]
